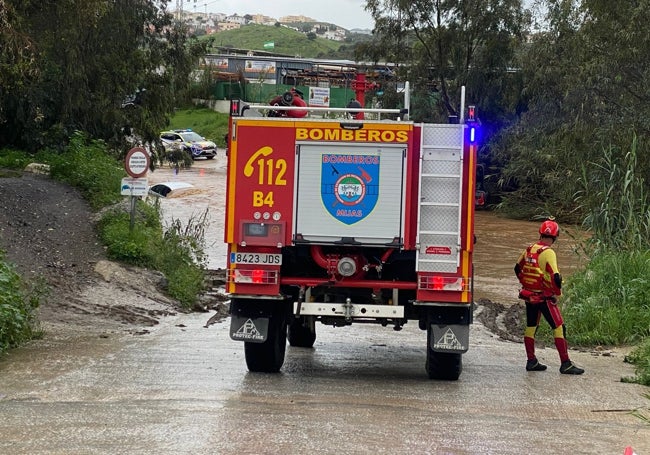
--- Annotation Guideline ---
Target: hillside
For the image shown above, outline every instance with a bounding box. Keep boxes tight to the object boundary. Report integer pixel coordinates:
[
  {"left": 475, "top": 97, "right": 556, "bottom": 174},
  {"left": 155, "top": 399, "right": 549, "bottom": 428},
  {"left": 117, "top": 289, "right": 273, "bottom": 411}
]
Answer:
[{"left": 203, "top": 24, "right": 370, "bottom": 59}]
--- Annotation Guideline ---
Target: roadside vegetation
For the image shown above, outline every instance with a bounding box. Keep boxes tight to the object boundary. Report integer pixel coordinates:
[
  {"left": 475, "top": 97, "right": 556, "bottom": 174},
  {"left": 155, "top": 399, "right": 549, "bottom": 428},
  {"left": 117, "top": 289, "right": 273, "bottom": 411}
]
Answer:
[
  {"left": 0, "top": 134, "right": 209, "bottom": 355},
  {"left": 0, "top": 251, "right": 44, "bottom": 353},
  {"left": 561, "top": 140, "right": 650, "bottom": 385}
]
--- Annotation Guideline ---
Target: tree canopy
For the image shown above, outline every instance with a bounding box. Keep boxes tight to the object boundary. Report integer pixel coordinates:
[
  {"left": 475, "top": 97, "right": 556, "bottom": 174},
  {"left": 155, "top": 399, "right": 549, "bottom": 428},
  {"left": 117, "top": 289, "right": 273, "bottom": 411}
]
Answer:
[
  {"left": 0, "top": 0, "right": 207, "bottom": 154},
  {"left": 360, "top": 0, "right": 649, "bottom": 232},
  {"left": 491, "top": 0, "right": 650, "bottom": 230},
  {"left": 363, "top": 0, "right": 530, "bottom": 128}
]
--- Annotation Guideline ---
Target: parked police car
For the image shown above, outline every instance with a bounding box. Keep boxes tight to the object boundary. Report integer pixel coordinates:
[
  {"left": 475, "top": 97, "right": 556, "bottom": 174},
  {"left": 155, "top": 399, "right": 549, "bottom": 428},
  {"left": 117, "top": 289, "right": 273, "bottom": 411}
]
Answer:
[{"left": 160, "top": 129, "right": 217, "bottom": 160}]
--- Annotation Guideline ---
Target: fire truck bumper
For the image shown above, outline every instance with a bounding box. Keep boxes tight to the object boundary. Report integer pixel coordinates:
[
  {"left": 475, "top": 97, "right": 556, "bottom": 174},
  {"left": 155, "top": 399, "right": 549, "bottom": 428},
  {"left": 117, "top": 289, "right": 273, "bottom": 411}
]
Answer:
[{"left": 294, "top": 302, "right": 404, "bottom": 319}]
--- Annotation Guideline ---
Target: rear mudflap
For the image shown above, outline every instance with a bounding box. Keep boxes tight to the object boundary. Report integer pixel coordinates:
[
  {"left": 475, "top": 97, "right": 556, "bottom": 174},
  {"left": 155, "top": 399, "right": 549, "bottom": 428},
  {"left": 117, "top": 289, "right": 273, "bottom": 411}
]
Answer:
[
  {"left": 429, "top": 324, "right": 469, "bottom": 353},
  {"left": 229, "top": 316, "right": 269, "bottom": 343}
]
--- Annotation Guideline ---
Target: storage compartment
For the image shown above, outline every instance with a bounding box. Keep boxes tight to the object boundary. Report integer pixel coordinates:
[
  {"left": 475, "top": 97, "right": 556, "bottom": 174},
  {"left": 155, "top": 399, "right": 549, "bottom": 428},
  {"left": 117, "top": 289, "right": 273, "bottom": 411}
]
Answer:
[{"left": 294, "top": 144, "right": 406, "bottom": 245}]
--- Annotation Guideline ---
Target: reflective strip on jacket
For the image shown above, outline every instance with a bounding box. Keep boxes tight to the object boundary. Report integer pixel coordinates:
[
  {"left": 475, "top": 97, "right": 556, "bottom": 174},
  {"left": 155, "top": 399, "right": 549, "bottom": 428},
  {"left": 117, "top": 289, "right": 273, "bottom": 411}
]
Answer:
[{"left": 516, "top": 243, "right": 561, "bottom": 297}]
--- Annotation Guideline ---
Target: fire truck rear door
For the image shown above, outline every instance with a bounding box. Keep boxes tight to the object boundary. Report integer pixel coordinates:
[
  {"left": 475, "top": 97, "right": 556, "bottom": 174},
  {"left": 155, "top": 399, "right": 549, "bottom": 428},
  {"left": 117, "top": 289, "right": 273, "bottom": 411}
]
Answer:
[{"left": 294, "top": 144, "right": 406, "bottom": 245}]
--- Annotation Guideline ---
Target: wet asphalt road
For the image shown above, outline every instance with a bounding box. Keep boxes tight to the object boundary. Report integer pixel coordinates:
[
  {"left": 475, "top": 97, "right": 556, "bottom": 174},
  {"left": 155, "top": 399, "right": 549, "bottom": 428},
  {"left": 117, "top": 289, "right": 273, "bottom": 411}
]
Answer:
[
  {"left": 1, "top": 157, "right": 649, "bottom": 454},
  {"left": 1, "top": 311, "right": 648, "bottom": 455}
]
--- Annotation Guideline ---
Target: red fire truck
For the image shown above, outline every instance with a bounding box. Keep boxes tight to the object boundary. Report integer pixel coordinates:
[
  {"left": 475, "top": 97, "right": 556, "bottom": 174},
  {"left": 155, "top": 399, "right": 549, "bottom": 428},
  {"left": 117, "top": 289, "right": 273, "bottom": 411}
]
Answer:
[{"left": 225, "top": 86, "right": 479, "bottom": 380}]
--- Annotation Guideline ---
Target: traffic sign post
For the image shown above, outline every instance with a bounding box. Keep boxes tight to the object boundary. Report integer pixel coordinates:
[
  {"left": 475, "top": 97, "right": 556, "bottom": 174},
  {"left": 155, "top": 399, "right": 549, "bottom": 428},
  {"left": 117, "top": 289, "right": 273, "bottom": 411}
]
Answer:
[
  {"left": 123, "top": 147, "right": 151, "bottom": 231},
  {"left": 124, "top": 147, "right": 150, "bottom": 178},
  {"left": 121, "top": 177, "right": 148, "bottom": 196}
]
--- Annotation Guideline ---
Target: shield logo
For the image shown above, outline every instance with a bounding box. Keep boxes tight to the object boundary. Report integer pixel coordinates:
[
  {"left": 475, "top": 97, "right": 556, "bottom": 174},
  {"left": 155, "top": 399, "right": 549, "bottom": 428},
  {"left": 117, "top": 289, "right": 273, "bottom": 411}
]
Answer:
[{"left": 321, "top": 154, "right": 380, "bottom": 225}]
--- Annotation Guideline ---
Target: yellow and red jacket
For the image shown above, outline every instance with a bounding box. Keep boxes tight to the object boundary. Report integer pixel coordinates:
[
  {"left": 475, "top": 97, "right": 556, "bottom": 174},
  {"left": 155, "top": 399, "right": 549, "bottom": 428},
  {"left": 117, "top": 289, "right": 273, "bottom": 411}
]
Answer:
[{"left": 516, "top": 242, "right": 561, "bottom": 297}]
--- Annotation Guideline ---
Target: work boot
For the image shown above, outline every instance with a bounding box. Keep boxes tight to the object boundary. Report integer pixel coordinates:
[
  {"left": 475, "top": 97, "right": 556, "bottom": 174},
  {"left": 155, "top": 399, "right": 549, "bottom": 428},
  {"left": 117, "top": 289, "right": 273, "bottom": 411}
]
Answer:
[
  {"left": 526, "top": 359, "right": 548, "bottom": 371},
  {"left": 560, "top": 360, "right": 585, "bottom": 375}
]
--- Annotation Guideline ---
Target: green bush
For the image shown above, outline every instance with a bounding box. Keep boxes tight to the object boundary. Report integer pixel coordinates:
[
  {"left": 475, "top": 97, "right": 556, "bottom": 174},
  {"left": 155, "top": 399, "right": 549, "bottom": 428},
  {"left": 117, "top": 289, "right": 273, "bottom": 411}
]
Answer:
[
  {"left": 98, "top": 202, "right": 208, "bottom": 308},
  {"left": 563, "top": 250, "right": 650, "bottom": 385},
  {"left": 623, "top": 338, "right": 650, "bottom": 386},
  {"left": 98, "top": 209, "right": 161, "bottom": 266},
  {"left": 564, "top": 250, "right": 650, "bottom": 346},
  {"left": 151, "top": 210, "right": 210, "bottom": 308},
  {"left": 36, "top": 131, "right": 124, "bottom": 210},
  {"left": 0, "top": 251, "right": 43, "bottom": 354},
  {"left": 0, "top": 148, "right": 33, "bottom": 170}
]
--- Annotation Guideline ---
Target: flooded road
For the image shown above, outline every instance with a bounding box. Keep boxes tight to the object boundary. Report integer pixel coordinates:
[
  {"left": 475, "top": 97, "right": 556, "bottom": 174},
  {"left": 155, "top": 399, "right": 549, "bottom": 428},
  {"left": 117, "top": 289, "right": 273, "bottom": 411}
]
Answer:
[
  {"left": 1, "top": 155, "right": 648, "bottom": 454},
  {"left": 147, "top": 157, "right": 229, "bottom": 271},
  {"left": 146, "top": 156, "right": 589, "bottom": 305}
]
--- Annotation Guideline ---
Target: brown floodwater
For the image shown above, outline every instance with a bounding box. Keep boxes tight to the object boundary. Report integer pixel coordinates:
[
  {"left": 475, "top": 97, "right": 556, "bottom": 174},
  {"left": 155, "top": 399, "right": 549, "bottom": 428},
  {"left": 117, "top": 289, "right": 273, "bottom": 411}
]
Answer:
[
  {"left": 148, "top": 158, "right": 590, "bottom": 305},
  {"left": 473, "top": 210, "right": 590, "bottom": 304}
]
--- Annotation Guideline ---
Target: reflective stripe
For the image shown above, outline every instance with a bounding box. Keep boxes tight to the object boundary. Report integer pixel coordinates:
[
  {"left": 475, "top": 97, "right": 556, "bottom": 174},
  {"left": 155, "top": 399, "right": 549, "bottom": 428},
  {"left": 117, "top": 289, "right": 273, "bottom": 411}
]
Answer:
[{"left": 518, "top": 243, "right": 549, "bottom": 292}]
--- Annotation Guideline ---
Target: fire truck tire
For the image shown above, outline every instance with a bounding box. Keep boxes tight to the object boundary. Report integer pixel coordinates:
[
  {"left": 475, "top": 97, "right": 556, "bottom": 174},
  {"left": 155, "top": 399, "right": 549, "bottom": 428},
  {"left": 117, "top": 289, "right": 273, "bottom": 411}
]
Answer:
[
  {"left": 288, "top": 316, "right": 316, "bottom": 348},
  {"left": 244, "top": 316, "right": 287, "bottom": 373},
  {"left": 425, "top": 350, "right": 462, "bottom": 381}
]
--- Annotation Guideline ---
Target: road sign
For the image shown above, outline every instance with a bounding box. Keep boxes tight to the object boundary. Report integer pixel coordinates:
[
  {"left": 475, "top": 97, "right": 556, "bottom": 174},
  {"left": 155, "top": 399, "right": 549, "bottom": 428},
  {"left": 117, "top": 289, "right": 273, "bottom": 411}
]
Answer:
[
  {"left": 121, "top": 177, "right": 148, "bottom": 196},
  {"left": 125, "top": 147, "right": 150, "bottom": 178}
]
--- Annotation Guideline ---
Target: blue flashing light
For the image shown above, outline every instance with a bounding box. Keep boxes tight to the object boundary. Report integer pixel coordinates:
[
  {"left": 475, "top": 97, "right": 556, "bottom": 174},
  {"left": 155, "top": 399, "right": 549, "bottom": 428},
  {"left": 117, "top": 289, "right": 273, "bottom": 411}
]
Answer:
[{"left": 470, "top": 127, "right": 476, "bottom": 143}]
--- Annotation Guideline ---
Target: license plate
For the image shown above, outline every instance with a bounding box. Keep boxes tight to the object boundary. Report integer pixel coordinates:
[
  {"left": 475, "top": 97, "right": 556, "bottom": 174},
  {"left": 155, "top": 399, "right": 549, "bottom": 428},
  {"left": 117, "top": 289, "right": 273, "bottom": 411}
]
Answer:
[{"left": 230, "top": 252, "right": 282, "bottom": 265}]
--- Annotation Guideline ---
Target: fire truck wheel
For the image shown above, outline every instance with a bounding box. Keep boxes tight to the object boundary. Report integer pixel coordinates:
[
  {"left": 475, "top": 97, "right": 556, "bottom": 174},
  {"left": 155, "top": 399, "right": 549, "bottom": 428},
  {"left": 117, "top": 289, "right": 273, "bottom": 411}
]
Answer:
[
  {"left": 244, "top": 316, "right": 287, "bottom": 373},
  {"left": 288, "top": 316, "right": 316, "bottom": 348},
  {"left": 425, "top": 350, "right": 463, "bottom": 381}
]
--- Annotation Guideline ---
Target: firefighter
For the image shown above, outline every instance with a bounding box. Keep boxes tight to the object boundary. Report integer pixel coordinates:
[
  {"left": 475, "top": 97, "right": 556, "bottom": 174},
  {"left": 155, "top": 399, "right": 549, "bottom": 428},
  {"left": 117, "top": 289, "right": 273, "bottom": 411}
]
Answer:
[{"left": 514, "top": 218, "right": 585, "bottom": 375}]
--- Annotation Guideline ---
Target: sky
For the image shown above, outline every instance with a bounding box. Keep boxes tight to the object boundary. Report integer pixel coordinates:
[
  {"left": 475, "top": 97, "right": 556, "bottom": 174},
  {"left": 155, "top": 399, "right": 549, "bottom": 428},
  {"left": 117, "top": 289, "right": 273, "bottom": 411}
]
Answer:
[{"left": 179, "top": 0, "right": 375, "bottom": 30}]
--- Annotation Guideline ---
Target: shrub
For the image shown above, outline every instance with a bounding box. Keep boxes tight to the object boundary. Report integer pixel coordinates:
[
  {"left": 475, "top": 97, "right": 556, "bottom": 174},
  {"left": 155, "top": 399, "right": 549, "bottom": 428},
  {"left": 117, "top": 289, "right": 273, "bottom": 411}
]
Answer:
[
  {"left": 622, "top": 338, "right": 650, "bottom": 387},
  {"left": 36, "top": 131, "right": 124, "bottom": 209},
  {"left": 152, "top": 209, "right": 210, "bottom": 308},
  {"left": 564, "top": 250, "right": 650, "bottom": 346},
  {"left": 0, "top": 148, "right": 33, "bottom": 170},
  {"left": 0, "top": 251, "right": 43, "bottom": 354},
  {"left": 98, "top": 202, "right": 208, "bottom": 308}
]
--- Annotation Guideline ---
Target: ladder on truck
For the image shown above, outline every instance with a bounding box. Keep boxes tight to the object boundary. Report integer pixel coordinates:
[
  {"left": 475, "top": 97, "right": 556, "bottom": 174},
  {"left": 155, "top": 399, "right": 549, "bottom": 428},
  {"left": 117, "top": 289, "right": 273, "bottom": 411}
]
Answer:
[{"left": 416, "top": 122, "right": 465, "bottom": 273}]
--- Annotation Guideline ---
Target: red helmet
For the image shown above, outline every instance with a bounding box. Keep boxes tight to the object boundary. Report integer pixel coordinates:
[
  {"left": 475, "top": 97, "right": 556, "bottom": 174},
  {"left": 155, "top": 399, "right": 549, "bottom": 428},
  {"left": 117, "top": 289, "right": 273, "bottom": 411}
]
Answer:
[{"left": 539, "top": 219, "right": 560, "bottom": 238}]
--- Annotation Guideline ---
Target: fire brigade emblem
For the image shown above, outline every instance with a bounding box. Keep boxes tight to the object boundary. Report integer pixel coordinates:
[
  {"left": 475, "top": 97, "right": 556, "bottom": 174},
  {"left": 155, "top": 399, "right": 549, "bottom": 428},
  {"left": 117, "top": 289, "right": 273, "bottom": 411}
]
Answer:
[{"left": 321, "top": 154, "right": 379, "bottom": 224}]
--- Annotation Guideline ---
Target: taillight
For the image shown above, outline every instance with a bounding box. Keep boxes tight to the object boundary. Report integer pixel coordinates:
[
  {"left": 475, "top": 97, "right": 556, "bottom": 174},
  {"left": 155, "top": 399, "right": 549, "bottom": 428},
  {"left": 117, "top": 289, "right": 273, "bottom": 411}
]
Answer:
[
  {"left": 228, "top": 269, "right": 278, "bottom": 284},
  {"left": 418, "top": 276, "right": 470, "bottom": 291}
]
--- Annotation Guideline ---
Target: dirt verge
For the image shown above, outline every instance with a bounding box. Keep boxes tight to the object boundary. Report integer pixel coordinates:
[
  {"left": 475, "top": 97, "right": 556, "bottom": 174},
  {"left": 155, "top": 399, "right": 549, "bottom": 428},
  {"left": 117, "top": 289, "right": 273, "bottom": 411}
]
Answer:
[{"left": 0, "top": 170, "right": 229, "bottom": 335}]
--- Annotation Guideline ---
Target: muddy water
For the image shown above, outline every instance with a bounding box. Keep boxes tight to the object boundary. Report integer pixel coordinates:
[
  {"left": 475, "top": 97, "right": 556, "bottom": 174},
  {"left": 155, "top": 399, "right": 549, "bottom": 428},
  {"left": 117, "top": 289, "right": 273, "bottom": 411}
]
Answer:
[
  {"left": 149, "top": 158, "right": 590, "bottom": 305},
  {"left": 147, "top": 156, "right": 229, "bottom": 271},
  {"left": 473, "top": 211, "right": 589, "bottom": 304}
]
